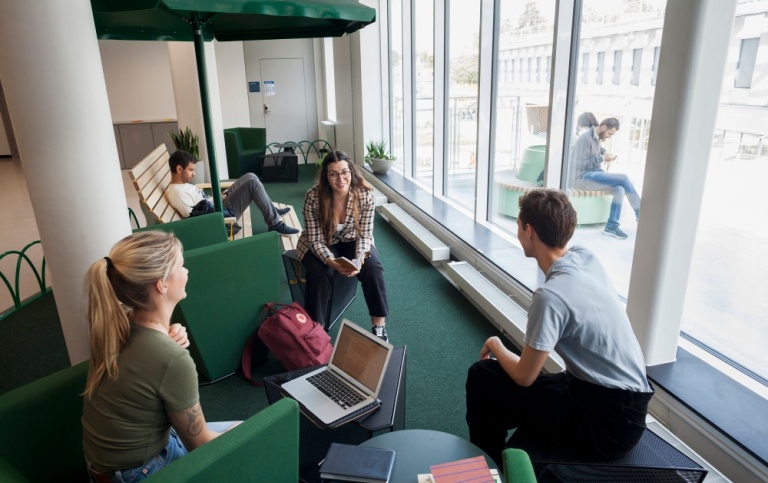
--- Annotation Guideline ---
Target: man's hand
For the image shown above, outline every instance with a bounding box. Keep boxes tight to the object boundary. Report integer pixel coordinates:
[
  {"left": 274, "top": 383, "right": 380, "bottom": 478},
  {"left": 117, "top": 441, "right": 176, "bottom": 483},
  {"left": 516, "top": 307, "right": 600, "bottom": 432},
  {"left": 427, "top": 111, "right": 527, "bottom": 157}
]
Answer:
[{"left": 168, "top": 323, "right": 190, "bottom": 349}]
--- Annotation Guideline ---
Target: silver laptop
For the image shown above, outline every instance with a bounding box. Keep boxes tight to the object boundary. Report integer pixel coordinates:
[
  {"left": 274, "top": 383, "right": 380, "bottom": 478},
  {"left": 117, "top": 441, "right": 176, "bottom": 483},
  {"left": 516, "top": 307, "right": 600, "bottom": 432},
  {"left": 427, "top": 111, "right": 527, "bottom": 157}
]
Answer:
[{"left": 281, "top": 319, "right": 393, "bottom": 425}]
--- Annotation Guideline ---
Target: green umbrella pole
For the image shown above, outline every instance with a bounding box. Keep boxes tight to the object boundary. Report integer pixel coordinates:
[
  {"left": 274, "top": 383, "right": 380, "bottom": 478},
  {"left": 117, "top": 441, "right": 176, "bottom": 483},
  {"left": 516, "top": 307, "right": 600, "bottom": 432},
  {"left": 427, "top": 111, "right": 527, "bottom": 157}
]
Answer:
[{"left": 192, "top": 18, "right": 223, "bottom": 213}]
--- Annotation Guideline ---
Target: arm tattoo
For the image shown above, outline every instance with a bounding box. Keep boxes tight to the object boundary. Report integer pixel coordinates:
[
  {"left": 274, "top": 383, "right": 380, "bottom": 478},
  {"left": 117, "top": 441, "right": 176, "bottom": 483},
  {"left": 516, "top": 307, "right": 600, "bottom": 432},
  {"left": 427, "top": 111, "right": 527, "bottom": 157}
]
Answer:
[{"left": 183, "top": 403, "right": 204, "bottom": 436}]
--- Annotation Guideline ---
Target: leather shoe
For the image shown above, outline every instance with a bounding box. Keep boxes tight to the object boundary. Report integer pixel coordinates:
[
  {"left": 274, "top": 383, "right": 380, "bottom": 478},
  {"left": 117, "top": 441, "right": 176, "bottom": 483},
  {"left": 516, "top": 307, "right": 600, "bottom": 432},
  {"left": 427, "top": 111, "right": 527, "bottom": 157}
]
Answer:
[
  {"left": 277, "top": 207, "right": 291, "bottom": 216},
  {"left": 269, "top": 221, "right": 299, "bottom": 236}
]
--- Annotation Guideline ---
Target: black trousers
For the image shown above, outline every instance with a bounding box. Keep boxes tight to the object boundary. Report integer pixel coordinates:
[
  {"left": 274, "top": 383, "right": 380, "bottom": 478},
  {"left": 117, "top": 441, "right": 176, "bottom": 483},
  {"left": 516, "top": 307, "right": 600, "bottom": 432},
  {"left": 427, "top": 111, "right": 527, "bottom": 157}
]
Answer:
[
  {"left": 465, "top": 358, "right": 653, "bottom": 467},
  {"left": 301, "top": 242, "right": 388, "bottom": 328}
]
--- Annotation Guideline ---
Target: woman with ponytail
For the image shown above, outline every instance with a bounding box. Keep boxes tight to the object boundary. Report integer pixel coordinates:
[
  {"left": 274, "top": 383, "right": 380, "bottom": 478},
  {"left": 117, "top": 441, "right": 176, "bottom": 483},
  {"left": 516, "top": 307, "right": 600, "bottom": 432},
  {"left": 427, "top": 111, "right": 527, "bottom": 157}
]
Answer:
[
  {"left": 296, "top": 150, "right": 390, "bottom": 341},
  {"left": 82, "top": 231, "right": 237, "bottom": 482}
]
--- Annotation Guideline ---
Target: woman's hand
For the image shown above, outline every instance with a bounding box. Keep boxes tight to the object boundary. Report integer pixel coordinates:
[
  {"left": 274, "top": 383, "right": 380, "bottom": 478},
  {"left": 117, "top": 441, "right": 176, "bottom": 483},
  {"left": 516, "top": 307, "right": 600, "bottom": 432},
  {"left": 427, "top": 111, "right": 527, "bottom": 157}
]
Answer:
[
  {"left": 327, "top": 259, "right": 359, "bottom": 277},
  {"left": 480, "top": 336, "right": 501, "bottom": 360},
  {"left": 168, "top": 323, "right": 190, "bottom": 349}
]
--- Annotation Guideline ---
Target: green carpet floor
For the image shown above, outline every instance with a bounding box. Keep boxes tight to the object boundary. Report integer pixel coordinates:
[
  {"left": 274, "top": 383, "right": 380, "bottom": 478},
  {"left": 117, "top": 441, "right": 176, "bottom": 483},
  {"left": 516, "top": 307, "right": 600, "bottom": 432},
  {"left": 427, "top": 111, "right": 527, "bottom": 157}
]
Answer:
[{"left": 0, "top": 163, "right": 502, "bottom": 440}]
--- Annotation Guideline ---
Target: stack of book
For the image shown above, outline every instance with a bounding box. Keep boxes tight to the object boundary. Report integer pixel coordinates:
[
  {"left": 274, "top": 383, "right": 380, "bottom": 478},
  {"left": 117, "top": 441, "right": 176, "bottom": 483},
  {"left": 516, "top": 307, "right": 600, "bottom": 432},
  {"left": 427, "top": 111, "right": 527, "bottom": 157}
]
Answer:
[
  {"left": 417, "top": 456, "right": 500, "bottom": 483},
  {"left": 319, "top": 443, "right": 396, "bottom": 483}
]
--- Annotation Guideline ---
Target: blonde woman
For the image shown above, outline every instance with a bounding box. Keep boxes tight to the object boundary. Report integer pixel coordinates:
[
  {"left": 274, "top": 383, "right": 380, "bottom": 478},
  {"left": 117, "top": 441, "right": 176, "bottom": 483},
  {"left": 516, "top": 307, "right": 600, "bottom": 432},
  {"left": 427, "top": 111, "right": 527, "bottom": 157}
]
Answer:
[
  {"left": 81, "top": 231, "right": 237, "bottom": 482},
  {"left": 296, "top": 150, "right": 390, "bottom": 340}
]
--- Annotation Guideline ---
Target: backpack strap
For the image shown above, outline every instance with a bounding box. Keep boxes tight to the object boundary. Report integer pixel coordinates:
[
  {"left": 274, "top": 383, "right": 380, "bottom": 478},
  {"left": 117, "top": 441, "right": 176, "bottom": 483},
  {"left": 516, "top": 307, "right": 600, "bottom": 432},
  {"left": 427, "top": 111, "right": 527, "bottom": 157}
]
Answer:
[{"left": 240, "top": 304, "right": 272, "bottom": 386}]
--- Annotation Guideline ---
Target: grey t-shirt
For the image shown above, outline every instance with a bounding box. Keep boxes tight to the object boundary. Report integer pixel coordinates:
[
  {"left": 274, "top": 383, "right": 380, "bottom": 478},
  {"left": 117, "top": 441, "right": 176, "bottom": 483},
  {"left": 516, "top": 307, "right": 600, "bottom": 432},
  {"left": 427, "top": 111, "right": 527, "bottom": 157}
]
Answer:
[
  {"left": 524, "top": 246, "right": 651, "bottom": 392},
  {"left": 82, "top": 325, "right": 199, "bottom": 471}
]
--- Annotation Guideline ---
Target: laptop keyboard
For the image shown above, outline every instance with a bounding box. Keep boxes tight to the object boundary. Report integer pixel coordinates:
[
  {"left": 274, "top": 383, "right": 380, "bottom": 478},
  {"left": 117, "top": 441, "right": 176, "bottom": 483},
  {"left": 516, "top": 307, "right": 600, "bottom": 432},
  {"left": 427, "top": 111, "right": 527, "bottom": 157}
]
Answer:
[{"left": 307, "top": 370, "right": 365, "bottom": 409}]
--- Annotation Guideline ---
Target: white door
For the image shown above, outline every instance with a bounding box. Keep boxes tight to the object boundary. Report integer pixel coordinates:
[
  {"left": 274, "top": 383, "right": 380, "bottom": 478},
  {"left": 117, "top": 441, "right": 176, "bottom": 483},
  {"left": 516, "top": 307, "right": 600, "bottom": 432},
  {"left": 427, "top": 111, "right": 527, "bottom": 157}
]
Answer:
[{"left": 260, "top": 58, "right": 309, "bottom": 145}]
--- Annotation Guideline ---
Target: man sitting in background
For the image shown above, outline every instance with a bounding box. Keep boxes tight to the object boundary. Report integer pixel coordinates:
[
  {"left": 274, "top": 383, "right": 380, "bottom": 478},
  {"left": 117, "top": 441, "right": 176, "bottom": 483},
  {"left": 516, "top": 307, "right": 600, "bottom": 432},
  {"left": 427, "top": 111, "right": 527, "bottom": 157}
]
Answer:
[
  {"left": 166, "top": 150, "right": 298, "bottom": 236},
  {"left": 572, "top": 117, "right": 641, "bottom": 240},
  {"left": 465, "top": 189, "right": 653, "bottom": 467}
]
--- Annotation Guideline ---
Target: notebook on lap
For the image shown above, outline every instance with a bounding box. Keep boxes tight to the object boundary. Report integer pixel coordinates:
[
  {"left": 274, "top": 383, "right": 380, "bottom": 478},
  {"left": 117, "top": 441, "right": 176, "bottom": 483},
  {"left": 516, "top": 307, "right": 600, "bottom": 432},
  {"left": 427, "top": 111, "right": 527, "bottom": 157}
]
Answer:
[{"left": 281, "top": 319, "right": 393, "bottom": 425}]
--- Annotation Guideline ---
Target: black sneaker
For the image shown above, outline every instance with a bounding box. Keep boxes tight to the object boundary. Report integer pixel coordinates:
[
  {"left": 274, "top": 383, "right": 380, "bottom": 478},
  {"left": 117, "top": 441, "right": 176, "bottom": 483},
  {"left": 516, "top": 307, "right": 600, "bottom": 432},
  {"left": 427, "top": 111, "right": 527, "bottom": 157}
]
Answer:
[
  {"left": 603, "top": 226, "right": 628, "bottom": 240},
  {"left": 372, "top": 325, "right": 388, "bottom": 342},
  {"left": 268, "top": 221, "right": 299, "bottom": 236},
  {"left": 277, "top": 207, "right": 291, "bottom": 216}
]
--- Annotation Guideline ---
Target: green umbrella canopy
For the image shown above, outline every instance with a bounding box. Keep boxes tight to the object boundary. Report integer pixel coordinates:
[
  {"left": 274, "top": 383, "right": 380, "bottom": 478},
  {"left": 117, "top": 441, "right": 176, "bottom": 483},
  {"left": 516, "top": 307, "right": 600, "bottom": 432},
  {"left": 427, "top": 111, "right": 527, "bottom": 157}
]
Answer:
[
  {"left": 91, "top": 0, "right": 375, "bottom": 213},
  {"left": 92, "top": 0, "right": 376, "bottom": 41}
]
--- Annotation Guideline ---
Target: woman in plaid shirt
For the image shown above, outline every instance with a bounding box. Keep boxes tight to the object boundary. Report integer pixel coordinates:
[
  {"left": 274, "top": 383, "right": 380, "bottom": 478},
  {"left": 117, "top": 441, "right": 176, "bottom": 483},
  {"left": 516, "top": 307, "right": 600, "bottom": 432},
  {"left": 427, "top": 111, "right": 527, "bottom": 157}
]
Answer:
[{"left": 296, "top": 150, "right": 390, "bottom": 341}]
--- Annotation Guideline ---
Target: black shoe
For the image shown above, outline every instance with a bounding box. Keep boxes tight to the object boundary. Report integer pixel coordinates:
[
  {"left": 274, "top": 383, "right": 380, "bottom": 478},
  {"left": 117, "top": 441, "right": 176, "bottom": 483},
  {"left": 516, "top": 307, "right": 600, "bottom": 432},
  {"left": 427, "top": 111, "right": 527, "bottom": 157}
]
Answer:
[
  {"left": 277, "top": 207, "right": 291, "bottom": 216},
  {"left": 603, "top": 226, "right": 628, "bottom": 240},
  {"left": 372, "top": 325, "right": 388, "bottom": 342},
  {"left": 268, "top": 221, "right": 299, "bottom": 236}
]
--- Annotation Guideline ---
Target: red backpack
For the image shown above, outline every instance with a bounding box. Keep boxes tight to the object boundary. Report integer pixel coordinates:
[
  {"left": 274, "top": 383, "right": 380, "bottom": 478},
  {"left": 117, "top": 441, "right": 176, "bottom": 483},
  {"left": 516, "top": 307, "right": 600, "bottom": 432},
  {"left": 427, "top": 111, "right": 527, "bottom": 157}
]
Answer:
[{"left": 242, "top": 302, "right": 332, "bottom": 384}]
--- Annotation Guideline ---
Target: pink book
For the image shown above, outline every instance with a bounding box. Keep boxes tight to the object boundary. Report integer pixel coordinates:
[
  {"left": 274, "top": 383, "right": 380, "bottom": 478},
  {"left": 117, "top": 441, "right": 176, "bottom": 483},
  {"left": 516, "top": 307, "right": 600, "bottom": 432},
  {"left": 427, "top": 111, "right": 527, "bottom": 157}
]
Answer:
[{"left": 430, "top": 455, "right": 495, "bottom": 483}]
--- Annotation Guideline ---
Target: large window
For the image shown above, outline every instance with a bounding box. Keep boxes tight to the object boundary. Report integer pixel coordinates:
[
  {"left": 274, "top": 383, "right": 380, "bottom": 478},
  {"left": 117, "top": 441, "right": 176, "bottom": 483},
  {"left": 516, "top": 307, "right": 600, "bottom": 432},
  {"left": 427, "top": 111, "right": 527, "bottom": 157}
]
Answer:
[
  {"left": 414, "top": 0, "right": 434, "bottom": 186},
  {"left": 735, "top": 37, "right": 759, "bottom": 88},
  {"left": 489, "top": 1, "right": 556, "bottom": 236},
  {"left": 390, "top": 0, "right": 404, "bottom": 165},
  {"left": 563, "top": 0, "right": 666, "bottom": 296},
  {"left": 445, "top": 0, "right": 480, "bottom": 209}
]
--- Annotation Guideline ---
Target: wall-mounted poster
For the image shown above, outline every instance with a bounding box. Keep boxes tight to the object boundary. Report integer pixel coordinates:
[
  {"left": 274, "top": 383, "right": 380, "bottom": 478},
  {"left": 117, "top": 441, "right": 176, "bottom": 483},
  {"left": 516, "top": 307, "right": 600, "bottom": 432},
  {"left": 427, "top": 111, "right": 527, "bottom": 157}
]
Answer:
[{"left": 264, "top": 80, "right": 275, "bottom": 96}]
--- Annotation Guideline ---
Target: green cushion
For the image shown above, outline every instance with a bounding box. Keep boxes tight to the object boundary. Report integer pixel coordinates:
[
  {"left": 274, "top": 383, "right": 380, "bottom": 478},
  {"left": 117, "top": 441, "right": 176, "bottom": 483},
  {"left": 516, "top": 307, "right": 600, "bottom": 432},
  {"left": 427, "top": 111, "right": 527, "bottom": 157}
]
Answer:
[
  {"left": 172, "top": 232, "right": 282, "bottom": 381},
  {"left": 135, "top": 213, "right": 229, "bottom": 250},
  {"left": 147, "top": 398, "right": 299, "bottom": 482},
  {"left": 0, "top": 362, "right": 88, "bottom": 482}
]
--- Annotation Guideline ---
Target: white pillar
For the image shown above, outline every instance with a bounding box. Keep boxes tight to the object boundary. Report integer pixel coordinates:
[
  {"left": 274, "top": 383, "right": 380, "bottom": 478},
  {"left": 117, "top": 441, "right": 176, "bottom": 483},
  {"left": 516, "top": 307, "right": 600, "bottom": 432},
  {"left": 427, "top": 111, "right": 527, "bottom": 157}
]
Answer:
[
  {"left": 167, "top": 41, "right": 228, "bottom": 181},
  {"left": 0, "top": 0, "right": 131, "bottom": 364},
  {"left": 627, "top": 0, "right": 737, "bottom": 365}
]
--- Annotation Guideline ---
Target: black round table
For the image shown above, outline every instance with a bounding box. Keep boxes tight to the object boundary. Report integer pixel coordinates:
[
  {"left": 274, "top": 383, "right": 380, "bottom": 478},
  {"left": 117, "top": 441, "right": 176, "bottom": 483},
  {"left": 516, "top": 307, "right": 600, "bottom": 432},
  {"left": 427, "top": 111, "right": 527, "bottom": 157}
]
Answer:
[{"left": 357, "top": 429, "right": 499, "bottom": 482}]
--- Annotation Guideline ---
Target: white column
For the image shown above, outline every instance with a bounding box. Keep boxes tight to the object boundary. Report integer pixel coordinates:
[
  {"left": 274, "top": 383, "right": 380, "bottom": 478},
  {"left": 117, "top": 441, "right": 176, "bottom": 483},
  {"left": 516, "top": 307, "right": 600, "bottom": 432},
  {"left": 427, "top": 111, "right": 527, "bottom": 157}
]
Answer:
[
  {"left": 0, "top": 0, "right": 131, "bottom": 364},
  {"left": 167, "top": 41, "right": 228, "bottom": 181},
  {"left": 627, "top": 0, "right": 737, "bottom": 365}
]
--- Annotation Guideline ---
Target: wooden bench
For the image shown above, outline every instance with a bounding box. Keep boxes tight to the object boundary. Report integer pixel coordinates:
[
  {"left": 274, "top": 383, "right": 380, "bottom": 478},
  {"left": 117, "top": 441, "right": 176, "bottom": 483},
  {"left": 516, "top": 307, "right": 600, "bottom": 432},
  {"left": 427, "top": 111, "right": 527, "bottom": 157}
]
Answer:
[{"left": 128, "top": 144, "right": 250, "bottom": 238}]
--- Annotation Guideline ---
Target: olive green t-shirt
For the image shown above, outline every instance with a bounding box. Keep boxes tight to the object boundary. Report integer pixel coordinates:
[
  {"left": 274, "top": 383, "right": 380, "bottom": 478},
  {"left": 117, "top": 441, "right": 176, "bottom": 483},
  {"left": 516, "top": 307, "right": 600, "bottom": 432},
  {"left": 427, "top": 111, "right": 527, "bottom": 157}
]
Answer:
[{"left": 82, "top": 325, "right": 199, "bottom": 471}]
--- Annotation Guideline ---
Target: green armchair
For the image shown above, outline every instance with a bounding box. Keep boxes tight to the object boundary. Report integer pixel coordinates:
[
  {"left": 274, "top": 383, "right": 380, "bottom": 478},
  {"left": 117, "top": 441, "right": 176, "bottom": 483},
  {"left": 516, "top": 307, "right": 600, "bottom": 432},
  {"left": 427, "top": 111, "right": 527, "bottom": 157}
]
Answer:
[
  {"left": 224, "top": 127, "right": 267, "bottom": 178},
  {"left": 502, "top": 448, "right": 537, "bottom": 482},
  {"left": 172, "top": 231, "right": 282, "bottom": 382},
  {"left": 0, "top": 362, "right": 300, "bottom": 482}
]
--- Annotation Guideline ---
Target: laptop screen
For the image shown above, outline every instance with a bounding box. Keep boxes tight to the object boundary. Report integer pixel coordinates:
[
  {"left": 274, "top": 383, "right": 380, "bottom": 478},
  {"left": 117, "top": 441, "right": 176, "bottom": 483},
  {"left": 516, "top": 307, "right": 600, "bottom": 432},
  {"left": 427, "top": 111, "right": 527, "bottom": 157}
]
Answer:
[{"left": 332, "top": 324, "right": 390, "bottom": 392}]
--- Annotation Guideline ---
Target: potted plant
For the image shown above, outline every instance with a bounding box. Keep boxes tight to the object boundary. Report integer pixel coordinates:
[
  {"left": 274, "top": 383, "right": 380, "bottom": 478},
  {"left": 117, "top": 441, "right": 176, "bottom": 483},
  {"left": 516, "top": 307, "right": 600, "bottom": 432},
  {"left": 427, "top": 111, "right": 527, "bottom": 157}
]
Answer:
[
  {"left": 364, "top": 140, "right": 397, "bottom": 174},
  {"left": 169, "top": 126, "right": 204, "bottom": 182},
  {"left": 168, "top": 126, "right": 200, "bottom": 160}
]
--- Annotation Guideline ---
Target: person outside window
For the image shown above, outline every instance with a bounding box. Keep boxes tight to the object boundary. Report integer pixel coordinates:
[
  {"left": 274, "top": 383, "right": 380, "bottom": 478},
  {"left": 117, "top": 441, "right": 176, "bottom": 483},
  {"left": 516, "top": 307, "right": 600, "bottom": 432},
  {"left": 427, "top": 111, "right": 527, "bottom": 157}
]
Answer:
[
  {"left": 296, "top": 150, "right": 390, "bottom": 341},
  {"left": 165, "top": 150, "right": 298, "bottom": 236},
  {"left": 465, "top": 189, "right": 653, "bottom": 467},
  {"left": 572, "top": 117, "right": 641, "bottom": 239},
  {"left": 82, "top": 231, "right": 240, "bottom": 481}
]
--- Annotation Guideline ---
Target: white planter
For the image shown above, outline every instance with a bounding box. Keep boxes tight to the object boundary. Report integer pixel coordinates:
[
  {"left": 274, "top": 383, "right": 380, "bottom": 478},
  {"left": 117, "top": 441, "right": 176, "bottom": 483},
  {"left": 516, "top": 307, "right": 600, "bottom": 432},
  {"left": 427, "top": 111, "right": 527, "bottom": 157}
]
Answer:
[{"left": 367, "top": 157, "right": 395, "bottom": 174}]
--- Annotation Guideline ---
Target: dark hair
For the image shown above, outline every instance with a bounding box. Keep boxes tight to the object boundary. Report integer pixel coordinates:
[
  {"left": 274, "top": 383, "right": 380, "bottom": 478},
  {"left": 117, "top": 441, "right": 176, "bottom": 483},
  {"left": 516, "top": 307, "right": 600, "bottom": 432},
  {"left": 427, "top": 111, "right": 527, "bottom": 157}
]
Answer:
[
  {"left": 577, "top": 112, "right": 598, "bottom": 130},
  {"left": 518, "top": 189, "right": 576, "bottom": 248},
  {"left": 315, "top": 150, "right": 373, "bottom": 242},
  {"left": 169, "top": 150, "right": 196, "bottom": 173},
  {"left": 600, "top": 117, "right": 620, "bottom": 130}
]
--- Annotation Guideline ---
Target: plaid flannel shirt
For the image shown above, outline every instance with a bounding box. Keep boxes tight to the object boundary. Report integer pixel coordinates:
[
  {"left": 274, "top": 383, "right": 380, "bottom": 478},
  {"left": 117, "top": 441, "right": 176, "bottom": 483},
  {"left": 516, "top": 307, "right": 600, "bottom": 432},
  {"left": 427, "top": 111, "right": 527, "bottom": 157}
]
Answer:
[{"left": 296, "top": 185, "right": 375, "bottom": 264}]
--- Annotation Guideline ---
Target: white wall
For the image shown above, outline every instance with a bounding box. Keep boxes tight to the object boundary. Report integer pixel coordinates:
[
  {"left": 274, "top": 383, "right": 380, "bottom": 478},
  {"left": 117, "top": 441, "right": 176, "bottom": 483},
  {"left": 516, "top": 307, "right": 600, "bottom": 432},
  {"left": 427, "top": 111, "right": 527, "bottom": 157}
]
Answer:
[
  {"left": 214, "top": 41, "right": 251, "bottom": 128},
  {"left": 242, "top": 38, "right": 319, "bottom": 139},
  {"left": 98, "top": 40, "right": 177, "bottom": 121}
]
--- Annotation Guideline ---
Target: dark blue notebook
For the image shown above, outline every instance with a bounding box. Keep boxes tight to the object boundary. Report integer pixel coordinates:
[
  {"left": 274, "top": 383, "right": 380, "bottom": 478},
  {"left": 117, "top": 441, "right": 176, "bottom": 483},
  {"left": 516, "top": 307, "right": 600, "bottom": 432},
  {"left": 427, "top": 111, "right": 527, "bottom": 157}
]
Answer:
[{"left": 319, "top": 442, "right": 396, "bottom": 483}]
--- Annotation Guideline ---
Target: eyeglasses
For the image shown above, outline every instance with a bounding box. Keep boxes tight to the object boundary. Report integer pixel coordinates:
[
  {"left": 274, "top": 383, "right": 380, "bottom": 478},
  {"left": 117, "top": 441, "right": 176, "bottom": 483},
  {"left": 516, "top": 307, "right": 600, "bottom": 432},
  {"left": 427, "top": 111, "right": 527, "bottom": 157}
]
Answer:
[{"left": 327, "top": 169, "right": 352, "bottom": 180}]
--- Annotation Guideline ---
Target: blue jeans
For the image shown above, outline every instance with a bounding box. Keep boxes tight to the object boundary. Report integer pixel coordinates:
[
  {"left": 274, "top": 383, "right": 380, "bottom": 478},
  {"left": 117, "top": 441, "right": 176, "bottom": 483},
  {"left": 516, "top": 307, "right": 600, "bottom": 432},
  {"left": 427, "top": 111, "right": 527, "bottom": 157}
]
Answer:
[
  {"left": 87, "top": 430, "right": 187, "bottom": 483},
  {"left": 579, "top": 171, "right": 641, "bottom": 228}
]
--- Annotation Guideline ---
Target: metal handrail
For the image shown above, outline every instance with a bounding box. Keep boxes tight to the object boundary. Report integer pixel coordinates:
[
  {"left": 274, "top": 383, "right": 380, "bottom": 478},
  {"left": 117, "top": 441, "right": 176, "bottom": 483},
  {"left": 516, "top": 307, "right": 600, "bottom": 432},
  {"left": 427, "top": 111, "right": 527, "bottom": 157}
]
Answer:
[{"left": 0, "top": 240, "right": 48, "bottom": 319}]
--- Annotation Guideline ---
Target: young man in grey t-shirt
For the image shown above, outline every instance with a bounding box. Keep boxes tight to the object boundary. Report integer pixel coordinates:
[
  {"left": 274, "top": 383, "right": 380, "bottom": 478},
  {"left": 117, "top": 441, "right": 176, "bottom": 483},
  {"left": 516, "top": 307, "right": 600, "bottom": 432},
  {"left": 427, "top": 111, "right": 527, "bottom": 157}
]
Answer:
[{"left": 465, "top": 189, "right": 653, "bottom": 467}]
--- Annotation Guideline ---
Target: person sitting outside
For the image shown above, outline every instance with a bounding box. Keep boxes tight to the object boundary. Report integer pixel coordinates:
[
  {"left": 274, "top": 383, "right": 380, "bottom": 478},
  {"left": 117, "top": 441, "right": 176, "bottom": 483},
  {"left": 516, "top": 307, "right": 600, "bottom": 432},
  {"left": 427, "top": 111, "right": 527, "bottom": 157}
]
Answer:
[
  {"left": 465, "top": 189, "right": 653, "bottom": 467},
  {"left": 82, "top": 231, "right": 240, "bottom": 481},
  {"left": 296, "top": 150, "right": 390, "bottom": 341},
  {"left": 571, "top": 117, "right": 641, "bottom": 240},
  {"left": 165, "top": 150, "right": 298, "bottom": 236}
]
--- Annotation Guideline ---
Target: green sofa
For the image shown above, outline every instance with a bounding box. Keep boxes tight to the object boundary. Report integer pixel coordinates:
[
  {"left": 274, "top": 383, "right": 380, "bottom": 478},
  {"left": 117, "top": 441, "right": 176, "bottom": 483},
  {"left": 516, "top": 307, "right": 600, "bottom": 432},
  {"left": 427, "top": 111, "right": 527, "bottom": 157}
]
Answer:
[
  {"left": 0, "top": 362, "right": 299, "bottom": 482},
  {"left": 224, "top": 127, "right": 267, "bottom": 178}
]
